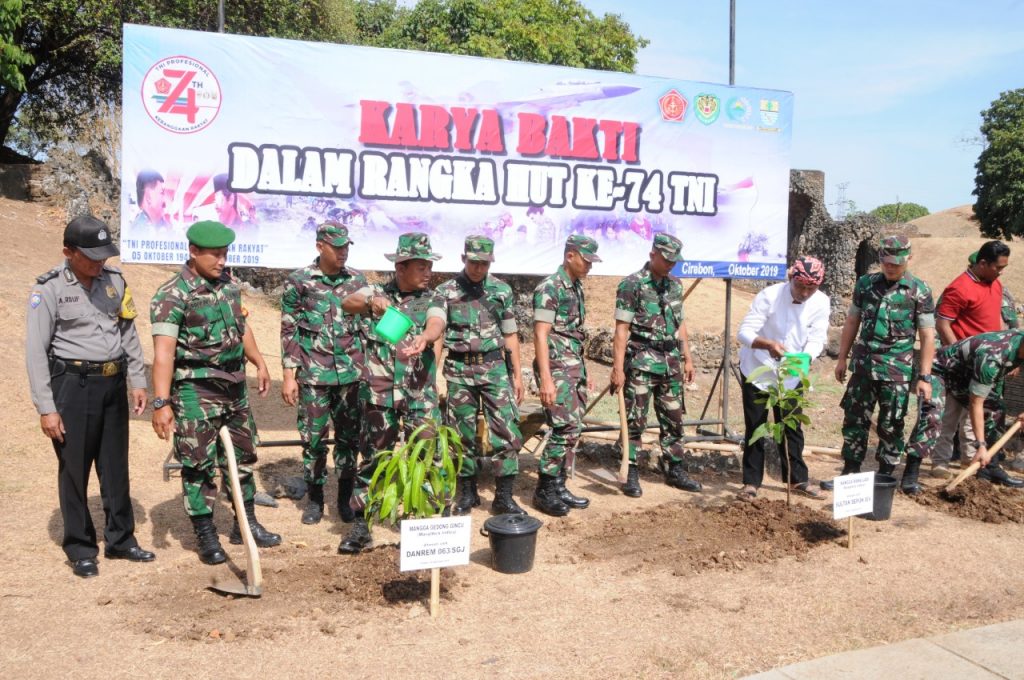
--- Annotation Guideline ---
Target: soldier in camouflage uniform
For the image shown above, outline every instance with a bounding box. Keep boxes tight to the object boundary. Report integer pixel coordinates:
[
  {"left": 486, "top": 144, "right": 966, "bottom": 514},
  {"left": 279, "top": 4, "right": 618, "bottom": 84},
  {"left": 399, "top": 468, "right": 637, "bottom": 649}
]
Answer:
[
  {"left": 610, "top": 233, "right": 701, "bottom": 497},
  {"left": 826, "top": 236, "right": 936, "bottom": 491},
  {"left": 336, "top": 233, "right": 447, "bottom": 554},
  {"left": 906, "top": 330, "right": 1024, "bottom": 492},
  {"left": 151, "top": 221, "right": 282, "bottom": 565},
  {"left": 280, "top": 221, "right": 367, "bottom": 525},
  {"left": 437, "top": 236, "right": 526, "bottom": 516},
  {"left": 532, "top": 234, "right": 600, "bottom": 516}
]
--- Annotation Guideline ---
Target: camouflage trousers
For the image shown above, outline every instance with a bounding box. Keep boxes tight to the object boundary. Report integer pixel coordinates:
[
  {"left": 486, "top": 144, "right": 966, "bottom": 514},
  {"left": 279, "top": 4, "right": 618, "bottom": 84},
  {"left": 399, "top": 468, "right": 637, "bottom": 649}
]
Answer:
[
  {"left": 350, "top": 402, "right": 441, "bottom": 511},
  {"left": 625, "top": 368, "right": 686, "bottom": 463},
  {"left": 297, "top": 381, "right": 362, "bottom": 486},
  {"left": 907, "top": 375, "right": 1006, "bottom": 460},
  {"left": 840, "top": 373, "right": 911, "bottom": 466},
  {"left": 446, "top": 380, "right": 523, "bottom": 477},
  {"left": 540, "top": 366, "right": 588, "bottom": 476},
  {"left": 172, "top": 379, "right": 258, "bottom": 517}
]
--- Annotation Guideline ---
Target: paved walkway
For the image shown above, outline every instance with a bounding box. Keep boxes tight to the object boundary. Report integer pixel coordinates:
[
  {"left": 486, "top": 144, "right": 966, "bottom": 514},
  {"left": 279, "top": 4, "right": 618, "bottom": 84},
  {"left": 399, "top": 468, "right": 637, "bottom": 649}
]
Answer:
[{"left": 746, "top": 619, "right": 1024, "bottom": 679}]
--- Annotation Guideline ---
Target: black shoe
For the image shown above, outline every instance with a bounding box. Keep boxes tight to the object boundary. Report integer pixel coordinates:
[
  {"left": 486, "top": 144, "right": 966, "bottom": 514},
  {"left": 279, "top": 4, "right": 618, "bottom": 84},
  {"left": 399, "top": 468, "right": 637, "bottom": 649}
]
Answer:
[
  {"left": 622, "top": 464, "right": 643, "bottom": 498},
  {"left": 230, "top": 499, "right": 282, "bottom": 547},
  {"left": 491, "top": 474, "right": 527, "bottom": 515},
  {"left": 877, "top": 461, "right": 896, "bottom": 477},
  {"left": 71, "top": 558, "right": 99, "bottom": 578},
  {"left": 302, "top": 485, "right": 325, "bottom": 525},
  {"left": 104, "top": 545, "right": 155, "bottom": 562},
  {"left": 337, "top": 477, "right": 356, "bottom": 522},
  {"left": 556, "top": 469, "right": 590, "bottom": 509},
  {"left": 664, "top": 458, "right": 702, "bottom": 492},
  {"left": 821, "top": 460, "right": 861, "bottom": 491},
  {"left": 452, "top": 475, "right": 481, "bottom": 515},
  {"left": 901, "top": 456, "right": 924, "bottom": 496},
  {"left": 533, "top": 473, "right": 570, "bottom": 517},
  {"left": 190, "top": 514, "right": 227, "bottom": 565},
  {"left": 977, "top": 464, "right": 1024, "bottom": 488},
  {"left": 338, "top": 518, "right": 372, "bottom": 554}
]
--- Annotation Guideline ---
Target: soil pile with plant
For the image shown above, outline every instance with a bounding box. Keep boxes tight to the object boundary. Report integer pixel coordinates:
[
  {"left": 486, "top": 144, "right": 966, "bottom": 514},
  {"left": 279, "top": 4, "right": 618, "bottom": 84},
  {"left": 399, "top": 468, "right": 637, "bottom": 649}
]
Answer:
[
  {"left": 553, "top": 499, "right": 842, "bottom": 574},
  {"left": 912, "top": 477, "right": 1024, "bottom": 523}
]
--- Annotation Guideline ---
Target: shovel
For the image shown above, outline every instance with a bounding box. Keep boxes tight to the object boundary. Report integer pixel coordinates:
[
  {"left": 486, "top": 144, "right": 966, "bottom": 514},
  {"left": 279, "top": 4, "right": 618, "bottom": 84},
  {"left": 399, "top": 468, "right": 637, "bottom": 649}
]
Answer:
[
  {"left": 945, "top": 420, "right": 1021, "bottom": 493},
  {"left": 616, "top": 386, "right": 630, "bottom": 483},
  {"left": 210, "top": 425, "right": 263, "bottom": 597}
]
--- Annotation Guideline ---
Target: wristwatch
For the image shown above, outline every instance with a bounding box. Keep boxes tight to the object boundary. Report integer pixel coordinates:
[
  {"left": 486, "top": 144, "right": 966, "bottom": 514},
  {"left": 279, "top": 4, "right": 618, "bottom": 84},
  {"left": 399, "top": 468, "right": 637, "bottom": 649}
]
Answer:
[{"left": 152, "top": 397, "right": 171, "bottom": 410}]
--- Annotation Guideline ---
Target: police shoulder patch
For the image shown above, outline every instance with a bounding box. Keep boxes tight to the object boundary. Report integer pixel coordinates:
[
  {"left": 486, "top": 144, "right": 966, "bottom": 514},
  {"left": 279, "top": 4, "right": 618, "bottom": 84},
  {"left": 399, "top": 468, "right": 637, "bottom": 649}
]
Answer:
[{"left": 29, "top": 291, "right": 43, "bottom": 309}]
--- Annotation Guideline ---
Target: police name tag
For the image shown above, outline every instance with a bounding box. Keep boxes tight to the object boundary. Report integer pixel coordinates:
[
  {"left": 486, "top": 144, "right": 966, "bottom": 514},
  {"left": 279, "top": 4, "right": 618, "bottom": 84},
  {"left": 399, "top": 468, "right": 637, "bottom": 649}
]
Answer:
[
  {"left": 400, "top": 516, "right": 472, "bottom": 572},
  {"left": 832, "top": 471, "right": 875, "bottom": 520}
]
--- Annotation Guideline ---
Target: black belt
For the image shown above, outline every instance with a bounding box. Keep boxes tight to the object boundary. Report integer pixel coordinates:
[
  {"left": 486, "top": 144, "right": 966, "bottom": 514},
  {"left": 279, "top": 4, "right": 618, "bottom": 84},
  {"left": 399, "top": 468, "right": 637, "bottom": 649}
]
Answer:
[
  {"left": 60, "top": 358, "right": 126, "bottom": 377},
  {"left": 178, "top": 359, "right": 244, "bottom": 373},
  {"left": 629, "top": 335, "right": 679, "bottom": 352},
  {"left": 448, "top": 349, "right": 504, "bottom": 366}
]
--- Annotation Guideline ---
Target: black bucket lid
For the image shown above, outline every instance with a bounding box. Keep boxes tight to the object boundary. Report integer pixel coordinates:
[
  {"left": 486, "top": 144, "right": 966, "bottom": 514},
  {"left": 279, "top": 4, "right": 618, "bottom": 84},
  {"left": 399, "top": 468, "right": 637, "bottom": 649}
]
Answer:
[{"left": 483, "top": 513, "right": 543, "bottom": 536}]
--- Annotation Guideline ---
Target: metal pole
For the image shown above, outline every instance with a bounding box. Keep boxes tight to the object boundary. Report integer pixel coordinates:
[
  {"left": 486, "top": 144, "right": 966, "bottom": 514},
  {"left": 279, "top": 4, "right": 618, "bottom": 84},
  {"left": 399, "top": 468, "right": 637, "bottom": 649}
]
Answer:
[
  {"left": 218, "top": 0, "right": 225, "bottom": 32},
  {"left": 729, "top": 0, "right": 736, "bottom": 86},
  {"left": 723, "top": 279, "right": 733, "bottom": 438}
]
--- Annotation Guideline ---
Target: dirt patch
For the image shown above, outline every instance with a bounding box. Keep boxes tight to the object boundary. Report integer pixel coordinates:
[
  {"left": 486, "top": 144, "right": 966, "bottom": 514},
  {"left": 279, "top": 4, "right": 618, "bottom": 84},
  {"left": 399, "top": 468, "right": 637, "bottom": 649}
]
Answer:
[
  {"left": 124, "top": 545, "right": 460, "bottom": 642},
  {"left": 912, "top": 477, "right": 1024, "bottom": 524},
  {"left": 553, "top": 499, "right": 842, "bottom": 574}
]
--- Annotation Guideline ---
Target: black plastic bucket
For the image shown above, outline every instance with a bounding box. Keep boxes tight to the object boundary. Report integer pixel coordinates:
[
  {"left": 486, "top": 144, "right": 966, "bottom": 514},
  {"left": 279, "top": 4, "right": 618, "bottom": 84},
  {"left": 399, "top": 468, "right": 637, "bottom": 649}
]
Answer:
[
  {"left": 480, "top": 514, "right": 543, "bottom": 574},
  {"left": 862, "top": 473, "right": 898, "bottom": 521}
]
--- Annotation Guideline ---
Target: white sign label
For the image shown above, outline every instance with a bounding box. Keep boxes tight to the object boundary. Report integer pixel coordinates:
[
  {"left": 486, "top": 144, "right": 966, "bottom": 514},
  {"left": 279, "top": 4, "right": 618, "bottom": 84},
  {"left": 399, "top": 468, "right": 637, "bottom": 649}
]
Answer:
[
  {"left": 399, "top": 516, "right": 472, "bottom": 572},
  {"left": 832, "top": 471, "right": 875, "bottom": 519}
]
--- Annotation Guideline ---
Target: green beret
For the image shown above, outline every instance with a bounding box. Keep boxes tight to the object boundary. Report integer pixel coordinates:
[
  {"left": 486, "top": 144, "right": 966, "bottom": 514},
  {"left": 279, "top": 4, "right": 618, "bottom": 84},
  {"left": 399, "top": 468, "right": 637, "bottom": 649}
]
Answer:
[{"left": 187, "top": 220, "right": 236, "bottom": 248}]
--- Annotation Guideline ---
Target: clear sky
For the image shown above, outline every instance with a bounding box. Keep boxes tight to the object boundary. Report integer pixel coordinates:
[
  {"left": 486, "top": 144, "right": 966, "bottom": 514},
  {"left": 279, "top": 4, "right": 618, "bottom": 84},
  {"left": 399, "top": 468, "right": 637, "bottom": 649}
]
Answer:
[{"left": 582, "top": 0, "right": 1024, "bottom": 217}]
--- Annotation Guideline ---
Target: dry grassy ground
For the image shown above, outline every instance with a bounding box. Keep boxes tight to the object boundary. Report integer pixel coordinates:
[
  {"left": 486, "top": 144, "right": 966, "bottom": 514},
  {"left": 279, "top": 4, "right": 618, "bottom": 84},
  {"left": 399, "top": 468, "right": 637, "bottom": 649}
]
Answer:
[{"left": 3, "top": 198, "right": 1024, "bottom": 680}]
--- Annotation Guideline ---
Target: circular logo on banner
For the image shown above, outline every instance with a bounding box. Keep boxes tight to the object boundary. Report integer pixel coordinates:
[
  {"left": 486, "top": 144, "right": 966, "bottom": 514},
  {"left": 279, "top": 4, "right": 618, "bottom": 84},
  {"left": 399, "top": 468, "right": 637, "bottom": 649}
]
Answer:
[{"left": 140, "top": 55, "right": 222, "bottom": 134}]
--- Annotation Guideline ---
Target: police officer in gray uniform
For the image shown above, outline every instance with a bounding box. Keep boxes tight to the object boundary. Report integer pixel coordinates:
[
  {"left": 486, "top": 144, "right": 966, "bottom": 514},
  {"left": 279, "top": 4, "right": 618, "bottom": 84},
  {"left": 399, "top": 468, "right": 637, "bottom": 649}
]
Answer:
[{"left": 25, "top": 216, "right": 155, "bottom": 578}]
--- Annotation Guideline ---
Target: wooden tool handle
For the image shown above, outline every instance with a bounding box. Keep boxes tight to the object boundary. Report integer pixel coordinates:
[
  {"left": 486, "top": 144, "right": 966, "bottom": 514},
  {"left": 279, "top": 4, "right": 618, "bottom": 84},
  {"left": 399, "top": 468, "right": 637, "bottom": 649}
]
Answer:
[
  {"left": 945, "top": 420, "right": 1021, "bottom": 493},
  {"left": 219, "top": 426, "right": 262, "bottom": 589},
  {"left": 616, "top": 387, "right": 630, "bottom": 482}
]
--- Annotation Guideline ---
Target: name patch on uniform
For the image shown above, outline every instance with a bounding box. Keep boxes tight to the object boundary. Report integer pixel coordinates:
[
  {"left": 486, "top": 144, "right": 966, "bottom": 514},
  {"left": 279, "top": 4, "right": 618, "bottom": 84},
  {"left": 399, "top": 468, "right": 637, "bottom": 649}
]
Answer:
[
  {"left": 59, "top": 295, "right": 80, "bottom": 305},
  {"left": 29, "top": 291, "right": 42, "bottom": 309}
]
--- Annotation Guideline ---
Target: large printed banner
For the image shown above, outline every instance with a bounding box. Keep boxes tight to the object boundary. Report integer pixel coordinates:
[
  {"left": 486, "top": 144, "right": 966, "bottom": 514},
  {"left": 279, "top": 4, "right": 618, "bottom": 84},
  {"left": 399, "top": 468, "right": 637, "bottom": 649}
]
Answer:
[{"left": 122, "top": 24, "right": 793, "bottom": 278}]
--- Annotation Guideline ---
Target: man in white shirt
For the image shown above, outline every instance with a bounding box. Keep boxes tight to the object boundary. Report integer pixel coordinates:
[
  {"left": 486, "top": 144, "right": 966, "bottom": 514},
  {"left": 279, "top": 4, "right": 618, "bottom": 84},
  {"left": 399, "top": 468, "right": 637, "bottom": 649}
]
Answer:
[{"left": 737, "top": 257, "right": 831, "bottom": 500}]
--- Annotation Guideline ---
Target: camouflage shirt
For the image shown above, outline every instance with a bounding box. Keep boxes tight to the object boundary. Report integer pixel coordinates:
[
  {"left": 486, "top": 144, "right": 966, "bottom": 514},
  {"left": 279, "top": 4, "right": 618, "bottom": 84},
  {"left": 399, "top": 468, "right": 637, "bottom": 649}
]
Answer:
[
  {"left": 358, "top": 278, "right": 447, "bottom": 409},
  {"left": 150, "top": 265, "right": 246, "bottom": 383},
  {"left": 280, "top": 259, "right": 367, "bottom": 386},
  {"left": 614, "top": 263, "right": 685, "bottom": 376},
  {"left": 437, "top": 272, "right": 517, "bottom": 386},
  {"left": 533, "top": 265, "right": 586, "bottom": 372},
  {"left": 849, "top": 272, "right": 935, "bottom": 382},
  {"left": 934, "top": 330, "right": 1024, "bottom": 403},
  {"left": 1003, "top": 288, "right": 1019, "bottom": 330}
]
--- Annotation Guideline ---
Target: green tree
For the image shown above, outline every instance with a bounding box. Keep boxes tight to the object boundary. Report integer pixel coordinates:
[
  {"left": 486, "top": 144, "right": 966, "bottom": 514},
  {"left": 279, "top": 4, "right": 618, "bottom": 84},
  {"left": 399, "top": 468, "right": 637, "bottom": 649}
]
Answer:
[
  {"left": 973, "top": 88, "right": 1024, "bottom": 239},
  {"left": 0, "top": 0, "right": 33, "bottom": 93},
  {"left": 869, "top": 202, "right": 929, "bottom": 223}
]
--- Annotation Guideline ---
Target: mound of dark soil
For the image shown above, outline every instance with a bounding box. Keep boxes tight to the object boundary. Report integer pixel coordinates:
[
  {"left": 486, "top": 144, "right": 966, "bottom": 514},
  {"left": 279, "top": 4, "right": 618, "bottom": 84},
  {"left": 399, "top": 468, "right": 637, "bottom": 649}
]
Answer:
[{"left": 912, "top": 477, "right": 1024, "bottom": 524}]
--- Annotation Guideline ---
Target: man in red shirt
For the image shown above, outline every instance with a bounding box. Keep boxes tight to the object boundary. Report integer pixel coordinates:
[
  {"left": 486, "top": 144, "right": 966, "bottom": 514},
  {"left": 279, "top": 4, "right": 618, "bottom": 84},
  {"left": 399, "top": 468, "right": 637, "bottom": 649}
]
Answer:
[{"left": 931, "top": 240, "right": 1023, "bottom": 487}]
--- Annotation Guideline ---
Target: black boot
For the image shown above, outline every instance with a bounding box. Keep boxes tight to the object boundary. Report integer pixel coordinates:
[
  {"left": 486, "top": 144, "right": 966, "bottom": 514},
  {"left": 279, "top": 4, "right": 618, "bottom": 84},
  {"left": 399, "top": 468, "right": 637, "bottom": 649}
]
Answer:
[
  {"left": 452, "top": 475, "right": 481, "bottom": 515},
  {"left": 663, "top": 458, "right": 702, "bottom": 492},
  {"left": 337, "top": 477, "right": 356, "bottom": 522},
  {"left": 877, "top": 461, "right": 897, "bottom": 477},
  {"left": 190, "top": 514, "right": 226, "bottom": 565},
  {"left": 491, "top": 474, "right": 527, "bottom": 515},
  {"left": 230, "top": 499, "right": 282, "bottom": 547},
  {"left": 302, "top": 484, "right": 324, "bottom": 525},
  {"left": 622, "top": 464, "right": 643, "bottom": 498},
  {"left": 338, "top": 517, "right": 372, "bottom": 554},
  {"left": 901, "top": 456, "right": 923, "bottom": 496},
  {"left": 533, "top": 473, "right": 570, "bottom": 516},
  {"left": 820, "top": 460, "right": 861, "bottom": 491},
  {"left": 556, "top": 468, "right": 590, "bottom": 509}
]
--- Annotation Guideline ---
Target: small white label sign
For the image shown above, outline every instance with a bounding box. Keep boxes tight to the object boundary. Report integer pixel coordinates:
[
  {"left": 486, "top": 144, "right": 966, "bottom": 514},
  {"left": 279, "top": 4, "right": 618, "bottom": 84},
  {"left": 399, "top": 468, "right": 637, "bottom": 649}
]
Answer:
[
  {"left": 832, "top": 471, "right": 875, "bottom": 520},
  {"left": 399, "top": 516, "right": 472, "bottom": 572}
]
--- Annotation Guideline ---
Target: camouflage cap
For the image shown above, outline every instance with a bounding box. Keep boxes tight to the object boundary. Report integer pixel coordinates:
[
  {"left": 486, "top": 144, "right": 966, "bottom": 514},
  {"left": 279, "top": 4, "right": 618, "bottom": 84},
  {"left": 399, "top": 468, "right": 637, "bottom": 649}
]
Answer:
[
  {"left": 386, "top": 232, "right": 442, "bottom": 263},
  {"left": 879, "top": 234, "right": 910, "bottom": 264},
  {"left": 565, "top": 233, "right": 602, "bottom": 262},
  {"left": 464, "top": 234, "right": 495, "bottom": 262},
  {"left": 316, "top": 221, "right": 351, "bottom": 247},
  {"left": 187, "top": 220, "right": 236, "bottom": 248},
  {"left": 653, "top": 232, "right": 684, "bottom": 262}
]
